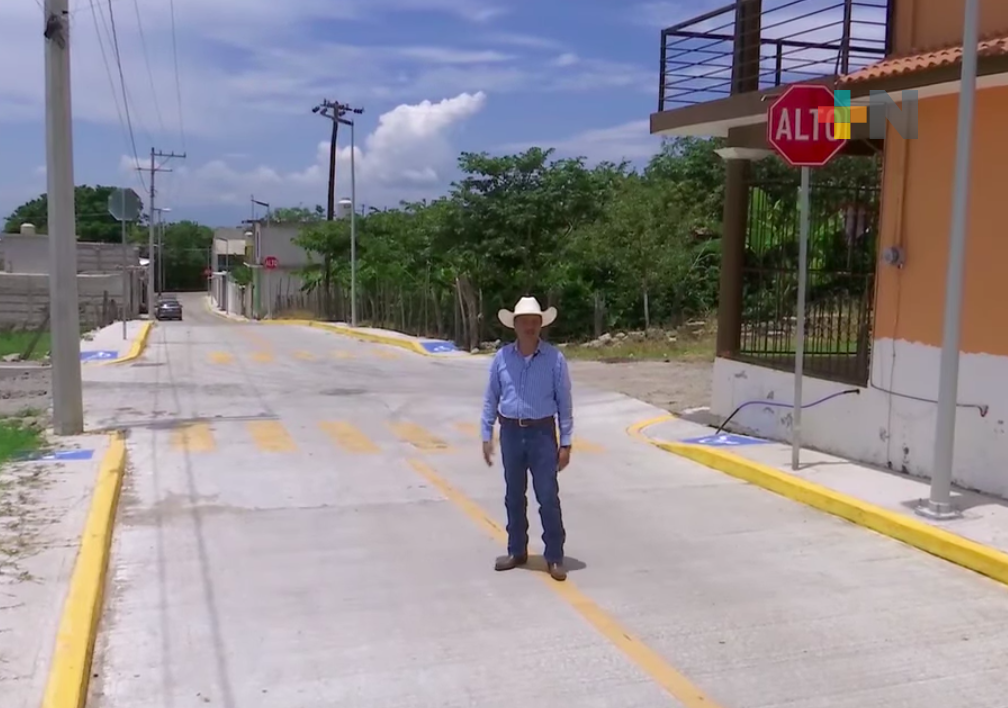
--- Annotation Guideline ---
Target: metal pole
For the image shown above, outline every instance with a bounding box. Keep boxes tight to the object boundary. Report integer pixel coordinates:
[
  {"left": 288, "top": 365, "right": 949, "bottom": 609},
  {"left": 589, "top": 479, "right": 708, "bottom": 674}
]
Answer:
[
  {"left": 792, "top": 165, "right": 811, "bottom": 470},
  {"left": 921, "top": 0, "right": 979, "bottom": 519},
  {"left": 158, "top": 215, "right": 164, "bottom": 295},
  {"left": 44, "top": 0, "right": 84, "bottom": 435},
  {"left": 147, "top": 148, "right": 156, "bottom": 317},
  {"left": 350, "top": 119, "right": 358, "bottom": 328},
  {"left": 120, "top": 191, "right": 127, "bottom": 339}
]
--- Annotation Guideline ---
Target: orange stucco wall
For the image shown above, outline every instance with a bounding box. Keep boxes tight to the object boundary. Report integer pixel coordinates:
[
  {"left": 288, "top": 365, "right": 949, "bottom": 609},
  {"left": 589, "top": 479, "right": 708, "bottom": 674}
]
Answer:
[
  {"left": 892, "top": 0, "right": 1008, "bottom": 53},
  {"left": 874, "top": 86, "right": 1008, "bottom": 355}
]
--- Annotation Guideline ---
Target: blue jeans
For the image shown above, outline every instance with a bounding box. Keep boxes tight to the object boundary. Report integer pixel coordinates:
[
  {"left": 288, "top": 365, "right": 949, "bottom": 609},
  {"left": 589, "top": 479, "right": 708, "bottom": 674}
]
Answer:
[{"left": 499, "top": 419, "right": 566, "bottom": 563}]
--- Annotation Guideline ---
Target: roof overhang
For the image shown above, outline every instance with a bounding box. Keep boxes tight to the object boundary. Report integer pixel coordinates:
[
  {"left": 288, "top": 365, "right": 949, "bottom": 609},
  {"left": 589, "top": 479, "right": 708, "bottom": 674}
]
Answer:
[{"left": 651, "top": 54, "right": 1008, "bottom": 139}]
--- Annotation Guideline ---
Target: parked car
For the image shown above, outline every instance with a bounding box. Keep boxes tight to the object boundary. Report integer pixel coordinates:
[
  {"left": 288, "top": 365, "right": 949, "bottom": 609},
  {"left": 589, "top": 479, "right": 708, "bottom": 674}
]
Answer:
[{"left": 155, "top": 296, "right": 183, "bottom": 321}]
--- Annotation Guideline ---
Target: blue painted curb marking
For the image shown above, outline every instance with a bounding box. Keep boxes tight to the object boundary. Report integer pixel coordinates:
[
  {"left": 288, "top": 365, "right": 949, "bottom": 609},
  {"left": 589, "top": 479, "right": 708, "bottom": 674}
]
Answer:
[
  {"left": 15, "top": 449, "right": 95, "bottom": 462},
  {"left": 681, "top": 433, "right": 769, "bottom": 447},
  {"left": 420, "top": 340, "right": 458, "bottom": 354},
  {"left": 80, "top": 350, "right": 118, "bottom": 362}
]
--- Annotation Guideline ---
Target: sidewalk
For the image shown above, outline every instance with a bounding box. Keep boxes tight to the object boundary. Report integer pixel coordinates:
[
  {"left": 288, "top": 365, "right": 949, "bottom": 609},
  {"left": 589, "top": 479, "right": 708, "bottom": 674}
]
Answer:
[
  {"left": 633, "top": 413, "right": 1008, "bottom": 584},
  {"left": 0, "top": 432, "right": 122, "bottom": 708},
  {"left": 80, "top": 320, "right": 152, "bottom": 365}
]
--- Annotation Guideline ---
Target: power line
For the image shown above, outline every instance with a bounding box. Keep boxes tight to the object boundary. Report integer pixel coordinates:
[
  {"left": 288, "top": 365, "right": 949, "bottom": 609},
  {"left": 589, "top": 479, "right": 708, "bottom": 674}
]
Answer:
[
  {"left": 168, "top": 0, "right": 186, "bottom": 151},
  {"left": 130, "top": 0, "right": 166, "bottom": 136},
  {"left": 105, "top": 0, "right": 146, "bottom": 193}
]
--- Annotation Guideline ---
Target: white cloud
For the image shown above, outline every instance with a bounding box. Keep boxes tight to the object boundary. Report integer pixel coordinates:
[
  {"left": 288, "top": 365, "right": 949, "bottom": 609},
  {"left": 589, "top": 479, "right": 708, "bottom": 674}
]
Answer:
[
  {"left": 120, "top": 92, "right": 487, "bottom": 214},
  {"left": 500, "top": 119, "right": 661, "bottom": 165},
  {"left": 552, "top": 53, "right": 580, "bottom": 67}
]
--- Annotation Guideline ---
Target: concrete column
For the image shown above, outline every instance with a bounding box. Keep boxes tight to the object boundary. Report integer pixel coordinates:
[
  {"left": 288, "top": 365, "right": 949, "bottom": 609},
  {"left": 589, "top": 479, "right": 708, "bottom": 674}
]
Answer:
[{"left": 716, "top": 159, "right": 750, "bottom": 357}]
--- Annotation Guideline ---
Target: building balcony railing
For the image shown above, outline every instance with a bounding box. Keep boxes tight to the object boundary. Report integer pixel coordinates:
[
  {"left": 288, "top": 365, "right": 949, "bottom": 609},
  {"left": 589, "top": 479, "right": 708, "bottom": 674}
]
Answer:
[{"left": 659, "top": 0, "right": 893, "bottom": 111}]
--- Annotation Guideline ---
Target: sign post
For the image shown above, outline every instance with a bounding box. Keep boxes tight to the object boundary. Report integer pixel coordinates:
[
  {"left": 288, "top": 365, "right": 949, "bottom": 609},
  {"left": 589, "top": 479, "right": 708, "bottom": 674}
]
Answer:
[
  {"left": 766, "top": 83, "right": 845, "bottom": 470},
  {"left": 108, "top": 187, "right": 143, "bottom": 339},
  {"left": 263, "top": 256, "right": 278, "bottom": 319}
]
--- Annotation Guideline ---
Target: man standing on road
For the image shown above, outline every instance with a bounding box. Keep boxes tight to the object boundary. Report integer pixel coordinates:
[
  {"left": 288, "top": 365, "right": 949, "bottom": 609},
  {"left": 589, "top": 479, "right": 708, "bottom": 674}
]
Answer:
[{"left": 481, "top": 296, "right": 573, "bottom": 582}]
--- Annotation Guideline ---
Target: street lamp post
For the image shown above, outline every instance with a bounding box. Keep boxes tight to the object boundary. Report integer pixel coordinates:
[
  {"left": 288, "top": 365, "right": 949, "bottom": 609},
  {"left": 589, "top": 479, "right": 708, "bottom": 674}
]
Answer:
[
  {"left": 154, "top": 206, "right": 170, "bottom": 294},
  {"left": 338, "top": 115, "right": 358, "bottom": 327}
]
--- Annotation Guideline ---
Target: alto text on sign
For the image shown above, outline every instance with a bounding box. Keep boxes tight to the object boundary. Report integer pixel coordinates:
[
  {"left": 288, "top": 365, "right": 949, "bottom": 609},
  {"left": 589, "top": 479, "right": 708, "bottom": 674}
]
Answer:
[{"left": 766, "top": 84, "right": 845, "bottom": 168}]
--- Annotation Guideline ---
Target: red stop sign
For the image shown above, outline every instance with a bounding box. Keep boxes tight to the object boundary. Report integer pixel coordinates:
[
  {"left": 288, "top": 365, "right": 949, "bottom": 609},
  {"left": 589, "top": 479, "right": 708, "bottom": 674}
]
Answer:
[
  {"left": 767, "top": 84, "right": 845, "bottom": 168},
  {"left": 263, "top": 256, "right": 278, "bottom": 270}
]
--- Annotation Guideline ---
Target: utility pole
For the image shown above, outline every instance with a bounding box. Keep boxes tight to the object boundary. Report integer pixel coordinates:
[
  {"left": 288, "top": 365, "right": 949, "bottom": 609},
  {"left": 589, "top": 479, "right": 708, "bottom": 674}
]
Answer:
[
  {"left": 140, "top": 148, "right": 185, "bottom": 316},
  {"left": 920, "top": 0, "right": 979, "bottom": 520},
  {"left": 43, "top": 0, "right": 84, "bottom": 435},
  {"left": 312, "top": 99, "right": 363, "bottom": 322}
]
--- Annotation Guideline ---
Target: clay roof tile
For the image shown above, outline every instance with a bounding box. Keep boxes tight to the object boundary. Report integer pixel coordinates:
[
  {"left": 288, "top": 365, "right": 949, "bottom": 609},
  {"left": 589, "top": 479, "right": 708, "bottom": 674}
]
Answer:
[{"left": 838, "top": 32, "right": 1008, "bottom": 86}]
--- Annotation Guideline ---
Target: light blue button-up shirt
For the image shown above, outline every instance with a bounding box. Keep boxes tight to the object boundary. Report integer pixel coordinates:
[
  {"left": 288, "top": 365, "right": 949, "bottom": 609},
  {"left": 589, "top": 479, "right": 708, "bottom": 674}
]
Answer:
[{"left": 481, "top": 340, "right": 573, "bottom": 446}]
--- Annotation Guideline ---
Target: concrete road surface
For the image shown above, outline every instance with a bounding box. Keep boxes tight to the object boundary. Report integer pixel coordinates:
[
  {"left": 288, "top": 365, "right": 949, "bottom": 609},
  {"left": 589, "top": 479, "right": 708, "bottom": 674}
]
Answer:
[{"left": 83, "top": 293, "right": 1008, "bottom": 708}]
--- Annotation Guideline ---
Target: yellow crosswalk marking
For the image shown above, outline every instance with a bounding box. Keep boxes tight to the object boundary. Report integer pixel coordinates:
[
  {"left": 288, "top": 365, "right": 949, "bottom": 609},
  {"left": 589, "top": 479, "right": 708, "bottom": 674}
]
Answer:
[
  {"left": 294, "top": 350, "right": 316, "bottom": 361},
  {"left": 169, "top": 423, "right": 215, "bottom": 453},
  {"left": 454, "top": 421, "right": 496, "bottom": 442},
  {"left": 454, "top": 420, "right": 602, "bottom": 452},
  {"left": 319, "top": 421, "right": 379, "bottom": 453},
  {"left": 208, "top": 351, "right": 233, "bottom": 364},
  {"left": 389, "top": 421, "right": 451, "bottom": 451},
  {"left": 247, "top": 420, "right": 297, "bottom": 452},
  {"left": 572, "top": 438, "right": 605, "bottom": 454},
  {"left": 251, "top": 351, "right": 274, "bottom": 363}
]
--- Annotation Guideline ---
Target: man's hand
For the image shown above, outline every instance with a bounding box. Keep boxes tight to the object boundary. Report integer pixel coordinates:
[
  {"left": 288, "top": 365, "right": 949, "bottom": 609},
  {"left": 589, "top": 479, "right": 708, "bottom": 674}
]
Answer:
[
  {"left": 482, "top": 440, "right": 494, "bottom": 467},
  {"left": 557, "top": 446, "right": 571, "bottom": 472}
]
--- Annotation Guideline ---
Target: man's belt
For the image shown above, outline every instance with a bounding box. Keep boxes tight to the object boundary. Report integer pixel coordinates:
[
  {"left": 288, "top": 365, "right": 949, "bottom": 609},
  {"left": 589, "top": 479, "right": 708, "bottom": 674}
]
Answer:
[{"left": 498, "top": 415, "right": 554, "bottom": 428}]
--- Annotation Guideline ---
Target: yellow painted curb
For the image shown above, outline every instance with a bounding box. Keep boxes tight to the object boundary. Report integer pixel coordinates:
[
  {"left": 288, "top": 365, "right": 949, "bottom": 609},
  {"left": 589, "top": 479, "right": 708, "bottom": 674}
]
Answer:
[
  {"left": 203, "top": 296, "right": 249, "bottom": 322},
  {"left": 93, "top": 321, "right": 153, "bottom": 366},
  {"left": 41, "top": 432, "right": 127, "bottom": 708},
  {"left": 307, "top": 321, "right": 432, "bottom": 356},
  {"left": 626, "top": 415, "right": 1008, "bottom": 589}
]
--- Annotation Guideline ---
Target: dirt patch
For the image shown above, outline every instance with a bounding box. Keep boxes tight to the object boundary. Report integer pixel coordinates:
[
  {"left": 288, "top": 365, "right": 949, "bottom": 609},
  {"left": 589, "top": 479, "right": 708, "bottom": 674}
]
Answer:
[
  {"left": 569, "top": 359, "right": 712, "bottom": 414},
  {"left": 0, "top": 369, "right": 51, "bottom": 419}
]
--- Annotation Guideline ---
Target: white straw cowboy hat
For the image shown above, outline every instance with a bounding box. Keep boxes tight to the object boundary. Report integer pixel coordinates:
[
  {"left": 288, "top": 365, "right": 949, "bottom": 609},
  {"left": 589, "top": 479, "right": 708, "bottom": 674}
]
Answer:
[{"left": 498, "top": 296, "right": 557, "bottom": 329}]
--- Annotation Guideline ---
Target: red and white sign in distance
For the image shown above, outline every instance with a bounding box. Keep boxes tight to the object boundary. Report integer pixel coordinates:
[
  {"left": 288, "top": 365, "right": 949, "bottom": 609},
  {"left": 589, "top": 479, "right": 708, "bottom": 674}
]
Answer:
[
  {"left": 263, "top": 255, "right": 279, "bottom": 270},
  {"left": 203, "top": 266, "right": 212, "bottom": 277},
  {"left": 766, "top": 84, "right": 845, "bottom": 168}
]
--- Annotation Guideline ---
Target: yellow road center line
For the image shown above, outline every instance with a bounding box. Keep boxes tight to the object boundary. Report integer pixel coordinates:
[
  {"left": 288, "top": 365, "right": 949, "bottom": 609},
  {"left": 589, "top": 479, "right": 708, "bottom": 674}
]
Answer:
[
  {"left": 169, "top": 423, "right": 216, "bottom": 453},
  {"left": 375, "top": 349, "right": 400, "bottom": 360},
  {"left": 406, "top": 458, "right": 719, "bottom": 708},
  {"left": 332, "top": 350, "right": 354, "bottom": 360},
  {"left": 389, "top": 421, "right": 451, "bottom": 451},
  {"left": 247, "top": 420, "right": 297, "bottom": 452},
  {"left": 208, "top": 351, "right": 233, "bottom": 364},
  {"left": 294, "top": 350, "right": 316, "bottom": 361},
  {"left": 319, "top": 421, "right": 380, "bottom": 454},
  {"left": 251, "top": 351, "right": 274, "bottom": 363}
]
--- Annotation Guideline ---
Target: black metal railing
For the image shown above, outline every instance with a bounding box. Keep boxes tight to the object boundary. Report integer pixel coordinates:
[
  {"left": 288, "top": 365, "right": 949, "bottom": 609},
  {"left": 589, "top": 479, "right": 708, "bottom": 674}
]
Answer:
[
  {"left": 659, "top": 0, "right": 892, "bottom": 110},
  {"left": 737, "top": 170, "right": 880, "bottom": 386}
]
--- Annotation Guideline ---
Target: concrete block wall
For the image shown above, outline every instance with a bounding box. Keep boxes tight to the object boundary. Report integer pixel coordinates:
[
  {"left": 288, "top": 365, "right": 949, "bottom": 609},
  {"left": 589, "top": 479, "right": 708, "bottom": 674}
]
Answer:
[
  {"left": 0, "top": 234, "right": 140, "bottom": 274},
  {"left": 0, "top": 272, "right": 142, "bottom": 329}
]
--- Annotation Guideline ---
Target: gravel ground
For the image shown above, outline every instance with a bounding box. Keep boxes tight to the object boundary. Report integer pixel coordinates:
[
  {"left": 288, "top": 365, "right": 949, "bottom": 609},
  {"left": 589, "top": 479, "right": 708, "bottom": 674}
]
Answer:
[
  {"left": 0, "top": 369, "right": 52, "bottom": 419},
  {"left": 568, "top": 359, "right": 712, "bottom": 414}
]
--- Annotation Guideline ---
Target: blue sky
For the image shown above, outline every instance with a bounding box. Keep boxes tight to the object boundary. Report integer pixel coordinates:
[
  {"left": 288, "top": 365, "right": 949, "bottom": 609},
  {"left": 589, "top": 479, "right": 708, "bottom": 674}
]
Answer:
[
  {"left": 0, "top": 0, "right": 887, "bottom": 228},
  {"left": 0, "top": 0, "right": 703, "bottom": 228}
]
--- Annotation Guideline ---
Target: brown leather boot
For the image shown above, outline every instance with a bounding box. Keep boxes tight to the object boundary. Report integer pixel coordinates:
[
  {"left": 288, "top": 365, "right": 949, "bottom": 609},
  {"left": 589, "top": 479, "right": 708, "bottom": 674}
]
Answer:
[
  {"left": 494, "top": 554, "right": 528, "bottom": 571},
  {"left": 547, "top": 561, "right": 567, "bottom": 582}
]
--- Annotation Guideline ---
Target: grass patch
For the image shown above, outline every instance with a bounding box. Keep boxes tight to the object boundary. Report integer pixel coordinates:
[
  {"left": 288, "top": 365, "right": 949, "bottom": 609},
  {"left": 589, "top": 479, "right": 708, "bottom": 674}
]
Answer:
[
  {"left": 0, "top": 418, "right": 44, "bottom": 466},
  {"left": 0, "top": 329, "right": 51, "bottom": 361}
]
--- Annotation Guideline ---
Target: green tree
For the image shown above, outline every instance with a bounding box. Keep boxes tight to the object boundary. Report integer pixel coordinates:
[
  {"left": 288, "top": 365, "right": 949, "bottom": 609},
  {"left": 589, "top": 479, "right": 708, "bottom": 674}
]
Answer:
[
  {"left": 3, "top": 185, "right": 148, "bottom": 242},
  {"left": 161, "top": 220, "right": 213, "bottom": 290}
]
